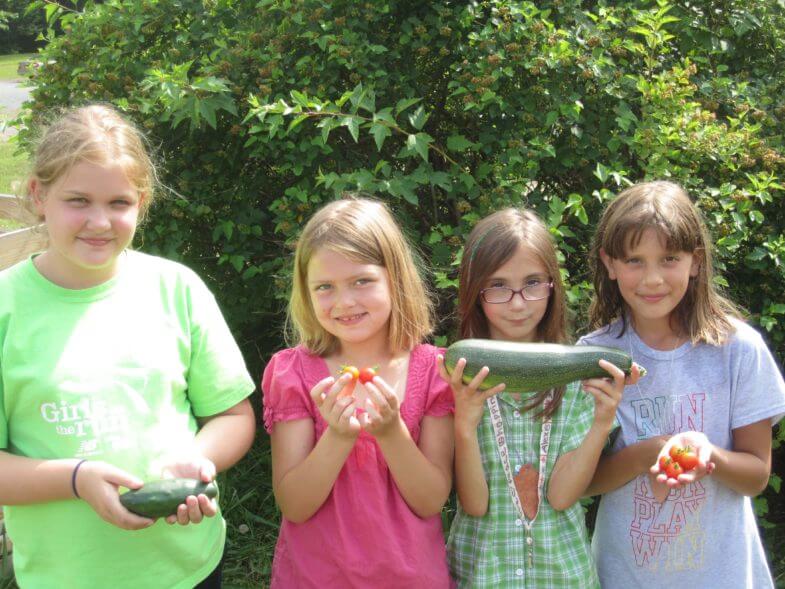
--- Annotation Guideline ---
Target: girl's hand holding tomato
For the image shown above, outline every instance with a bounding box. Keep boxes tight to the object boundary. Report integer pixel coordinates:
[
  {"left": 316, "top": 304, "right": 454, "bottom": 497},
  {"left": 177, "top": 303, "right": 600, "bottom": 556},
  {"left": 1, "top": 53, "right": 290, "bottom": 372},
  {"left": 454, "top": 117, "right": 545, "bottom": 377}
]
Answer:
[
  {"left": 650, "top": 431, "right": 715, "bottom": 490},
  {"left": 436, "top": 354, "right": 505, "bottom": 434},
  {"left": 310, "top": 372, "right": 361, "bottom": 438},
  {"left": 357, "top": 374, "right": 404, "bottom": 439}
]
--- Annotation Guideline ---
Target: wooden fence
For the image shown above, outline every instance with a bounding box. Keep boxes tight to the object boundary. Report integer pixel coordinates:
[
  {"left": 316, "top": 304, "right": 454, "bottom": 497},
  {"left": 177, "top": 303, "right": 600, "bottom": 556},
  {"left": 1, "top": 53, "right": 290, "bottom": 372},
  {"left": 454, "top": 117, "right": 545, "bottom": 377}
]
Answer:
[{"left": 0, "top": 193, "right": 47, "bottom": 271}]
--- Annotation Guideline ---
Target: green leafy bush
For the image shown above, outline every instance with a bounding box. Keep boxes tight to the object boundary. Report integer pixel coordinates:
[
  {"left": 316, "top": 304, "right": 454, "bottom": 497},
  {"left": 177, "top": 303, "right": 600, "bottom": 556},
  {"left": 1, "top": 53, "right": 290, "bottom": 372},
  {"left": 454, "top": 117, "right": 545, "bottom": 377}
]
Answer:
[{"left": 17, "top": 0, "right": 785, "bottom": 585}]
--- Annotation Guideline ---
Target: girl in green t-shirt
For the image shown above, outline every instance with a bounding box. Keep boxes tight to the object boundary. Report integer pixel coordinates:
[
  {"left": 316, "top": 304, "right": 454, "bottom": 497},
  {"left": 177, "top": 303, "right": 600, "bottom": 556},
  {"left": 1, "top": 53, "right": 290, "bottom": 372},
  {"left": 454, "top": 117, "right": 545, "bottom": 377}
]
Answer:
[{"left": 0, "top": 104, "right": 256, "bottom": 589}]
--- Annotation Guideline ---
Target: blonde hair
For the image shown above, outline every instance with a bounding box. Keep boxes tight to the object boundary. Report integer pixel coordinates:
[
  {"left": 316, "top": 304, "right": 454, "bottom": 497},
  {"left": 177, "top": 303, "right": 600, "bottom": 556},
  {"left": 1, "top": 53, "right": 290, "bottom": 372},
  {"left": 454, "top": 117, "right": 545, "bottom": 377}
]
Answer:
[
  {"left": 458, "top": 208, "right": 568, "bottom": 417},
  {"left": 589, "top": 180, "right": 741, "bottom": 345},
  {"left": 26, "top": 104, "right": 159, "bottom": 220},
  {"left": 288, "top": 197, "right": 434, "bottom": 356}
]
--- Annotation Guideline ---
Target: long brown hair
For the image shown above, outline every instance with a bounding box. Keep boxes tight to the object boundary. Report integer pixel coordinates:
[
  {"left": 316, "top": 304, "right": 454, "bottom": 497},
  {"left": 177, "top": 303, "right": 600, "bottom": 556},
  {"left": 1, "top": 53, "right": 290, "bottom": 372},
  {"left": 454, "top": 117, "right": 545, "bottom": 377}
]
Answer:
[
  {"left": 288, "top": 196, "right": 434, "bottom": 356},
  {"left": 589, "top": 180, "right": 741, "bottom": 344},
  {"left": 458, "top": 208, "right": 567, "bottom": 417}
]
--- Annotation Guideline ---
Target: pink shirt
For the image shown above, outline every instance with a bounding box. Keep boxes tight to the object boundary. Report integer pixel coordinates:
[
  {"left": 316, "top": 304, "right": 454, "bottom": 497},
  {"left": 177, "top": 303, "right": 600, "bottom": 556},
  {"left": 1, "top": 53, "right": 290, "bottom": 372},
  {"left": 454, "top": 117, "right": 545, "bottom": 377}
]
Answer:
[{"left": 262, "top": 344, "right": 454, "bottom": 589}]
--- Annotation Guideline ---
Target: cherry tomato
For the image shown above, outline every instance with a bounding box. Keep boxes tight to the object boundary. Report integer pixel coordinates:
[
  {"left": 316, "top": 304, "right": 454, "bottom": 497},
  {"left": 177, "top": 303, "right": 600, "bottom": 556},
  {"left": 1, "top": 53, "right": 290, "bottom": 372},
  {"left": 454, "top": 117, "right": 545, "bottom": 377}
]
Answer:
[
  {"left": 659, "top": 455, "right": 671, "bottom": 472},
  {"left": 339, "top": 365, "right": 359, "bottom": 380},
  {"left": 670, "top": 444, "right": 699, "bottom": 472},
  {"left": 663, "top": 457, "right": 683, "bottom": 480},
  {"left": 358, "top": 367, "right": 377, "bottom": 384}
]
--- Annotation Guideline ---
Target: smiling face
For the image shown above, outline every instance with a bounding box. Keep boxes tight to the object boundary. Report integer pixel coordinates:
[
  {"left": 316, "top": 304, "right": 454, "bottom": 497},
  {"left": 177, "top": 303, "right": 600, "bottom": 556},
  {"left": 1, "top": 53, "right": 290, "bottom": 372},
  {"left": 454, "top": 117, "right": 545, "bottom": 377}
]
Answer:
[
  {"left": 480, "top": 243, "right": 551, "bottom": 343},
  {"left": 600, "top": 227, "right": 700, "bottom": 334},
  {"left": 32, "top": 161, "right": 142, "bottom": 289},
  {"left": 307, "top": 247, "right": 393, "bottom": 352}
]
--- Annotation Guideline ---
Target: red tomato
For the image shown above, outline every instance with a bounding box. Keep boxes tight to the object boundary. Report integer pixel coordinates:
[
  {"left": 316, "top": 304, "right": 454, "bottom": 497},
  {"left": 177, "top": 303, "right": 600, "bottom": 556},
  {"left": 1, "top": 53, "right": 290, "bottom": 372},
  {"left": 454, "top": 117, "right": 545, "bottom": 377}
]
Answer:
[
  {"left": 358, "top": 367, "right": 377, "bottom": 384},
  {"left": 671, "top": 445, "right": 699, "bottom": 471},
  {"left": 663, "top": 458, "right": 683, "bottom": 480},
  {"left": 658, "top": 455, "right": 671, "bottom": 472}
]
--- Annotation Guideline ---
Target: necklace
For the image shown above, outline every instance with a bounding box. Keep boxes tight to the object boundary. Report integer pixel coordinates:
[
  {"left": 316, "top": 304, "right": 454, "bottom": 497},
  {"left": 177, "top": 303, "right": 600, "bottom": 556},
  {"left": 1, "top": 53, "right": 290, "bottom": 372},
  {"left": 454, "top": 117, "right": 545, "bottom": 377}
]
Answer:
[{"left": 487, "top": 390, "right": 554, "bottom": 568}]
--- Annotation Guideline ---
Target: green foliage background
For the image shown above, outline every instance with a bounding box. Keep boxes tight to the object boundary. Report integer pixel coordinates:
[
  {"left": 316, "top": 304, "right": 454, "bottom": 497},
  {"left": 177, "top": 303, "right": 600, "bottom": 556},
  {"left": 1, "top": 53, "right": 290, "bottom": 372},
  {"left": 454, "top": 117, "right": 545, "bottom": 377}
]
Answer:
[
  {"left": 15, "top": 0, "right": 785, "bottom": 585},
  {"left": 0, "top": 0, "right": 43, "bottom": 53}
]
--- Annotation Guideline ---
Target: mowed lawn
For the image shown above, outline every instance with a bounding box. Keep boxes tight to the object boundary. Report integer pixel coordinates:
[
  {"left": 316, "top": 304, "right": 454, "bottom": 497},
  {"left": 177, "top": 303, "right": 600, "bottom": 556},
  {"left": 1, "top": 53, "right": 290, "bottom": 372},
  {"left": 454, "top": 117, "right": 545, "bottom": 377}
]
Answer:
[
  {"left": 0, "top": 139, "right": 28, "bottom": 231},
  {"left": 0, "top": 54, "right": 34, "bottom": 82},
  {"left": 0, "top": 53, "right": 33, "bottom": 230}
]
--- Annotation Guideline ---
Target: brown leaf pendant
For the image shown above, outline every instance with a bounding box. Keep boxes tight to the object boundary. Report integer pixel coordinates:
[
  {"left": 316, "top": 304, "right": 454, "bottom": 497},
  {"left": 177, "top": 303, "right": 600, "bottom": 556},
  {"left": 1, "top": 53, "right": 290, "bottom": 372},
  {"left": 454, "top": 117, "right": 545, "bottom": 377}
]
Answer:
[{"left": 514, "top": 463, "right": 539, "bottom": 520}]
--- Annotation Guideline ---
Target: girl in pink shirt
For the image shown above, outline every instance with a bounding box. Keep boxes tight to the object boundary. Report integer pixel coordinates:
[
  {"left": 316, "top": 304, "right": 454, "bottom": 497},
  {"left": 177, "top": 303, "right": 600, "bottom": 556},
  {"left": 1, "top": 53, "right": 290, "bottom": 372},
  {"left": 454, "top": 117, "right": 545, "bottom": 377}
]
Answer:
[{"left": 261, "top": 197, "right": 454, "bottom": 588}]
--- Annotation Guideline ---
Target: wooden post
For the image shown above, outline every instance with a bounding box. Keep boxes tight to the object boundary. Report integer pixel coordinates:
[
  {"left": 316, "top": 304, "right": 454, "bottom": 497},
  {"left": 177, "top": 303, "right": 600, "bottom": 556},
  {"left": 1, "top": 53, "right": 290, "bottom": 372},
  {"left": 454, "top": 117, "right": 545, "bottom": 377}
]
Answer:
[{"left": 0, "top": 194, "right": 47, "bottom": 270}]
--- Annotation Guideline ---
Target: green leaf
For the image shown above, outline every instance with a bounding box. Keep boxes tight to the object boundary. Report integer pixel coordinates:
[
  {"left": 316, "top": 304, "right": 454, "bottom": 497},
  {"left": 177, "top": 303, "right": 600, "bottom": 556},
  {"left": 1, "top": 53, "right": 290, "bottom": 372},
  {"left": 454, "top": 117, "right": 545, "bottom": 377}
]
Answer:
[
  {"left": 395, "top": 97, "right": 422, "bottom": 114},
  {"left": 594, "top": 162, "right": 610, "bottom": 183},
  {"left": 341, "top": 116, "right": 360, "bottom": 142},
  {"left": 446, "top": 135, "right": 474, "bottom": 152},
  {"left": 287, "top": 114, "right": 309, "bottom": 132},
  {"left": 408, "top": 106, "right": 429, "bottom": 130},
  {"left": 407, "top": 133, "right": 432, "bottom": 162},
  {"left": 370, "top": 123, "right": 392, "bottom": 151}
]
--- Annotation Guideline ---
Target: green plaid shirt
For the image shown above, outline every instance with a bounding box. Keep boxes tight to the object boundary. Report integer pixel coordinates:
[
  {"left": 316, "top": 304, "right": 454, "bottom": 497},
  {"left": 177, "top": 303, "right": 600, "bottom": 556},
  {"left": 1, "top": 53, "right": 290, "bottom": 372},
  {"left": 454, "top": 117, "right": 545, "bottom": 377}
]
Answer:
[{"left": 447, "top": 381, "right": 601, "bottom": 588}]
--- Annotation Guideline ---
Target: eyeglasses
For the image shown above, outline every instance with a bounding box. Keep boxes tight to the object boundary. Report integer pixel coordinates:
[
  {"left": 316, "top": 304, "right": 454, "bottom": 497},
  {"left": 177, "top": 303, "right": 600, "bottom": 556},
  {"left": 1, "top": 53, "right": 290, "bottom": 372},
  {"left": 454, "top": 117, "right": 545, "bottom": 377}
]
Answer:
[{"left": 480, "top": 282, "right": 553, "bottom": 304}]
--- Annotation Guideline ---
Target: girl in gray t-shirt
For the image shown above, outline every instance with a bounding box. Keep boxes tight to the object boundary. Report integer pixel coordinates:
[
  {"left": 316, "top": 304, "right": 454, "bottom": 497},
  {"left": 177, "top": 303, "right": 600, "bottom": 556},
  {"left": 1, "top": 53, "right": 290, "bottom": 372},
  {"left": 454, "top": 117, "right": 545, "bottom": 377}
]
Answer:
[{"left": 579, "top": 181, "right": 785, "bottom": 589}]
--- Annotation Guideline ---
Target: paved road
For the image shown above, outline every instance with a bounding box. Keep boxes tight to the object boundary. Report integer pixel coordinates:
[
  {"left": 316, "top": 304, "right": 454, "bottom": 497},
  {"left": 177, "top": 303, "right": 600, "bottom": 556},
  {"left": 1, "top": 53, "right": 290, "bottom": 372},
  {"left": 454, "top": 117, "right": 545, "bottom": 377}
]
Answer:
[
  {"left": 0, "top": 81, "right": 32, "bottom": 137},
  {"left": 0, "top": 81, "right": 32, "bottom": 113}
]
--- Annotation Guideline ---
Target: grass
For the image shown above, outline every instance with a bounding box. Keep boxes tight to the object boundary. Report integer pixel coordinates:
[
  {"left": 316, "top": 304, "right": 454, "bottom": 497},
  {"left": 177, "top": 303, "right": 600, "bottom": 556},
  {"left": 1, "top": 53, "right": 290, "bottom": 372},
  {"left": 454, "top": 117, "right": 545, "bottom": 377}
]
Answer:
[
  {"left": 0, "top": 54, "right": 34, "bottom": 82},
  {"left": 0, "top": 138, "right": 27, "bottom": 232},
  {"left": 0, "top": 139, "right": 27, "bottom": 195}
]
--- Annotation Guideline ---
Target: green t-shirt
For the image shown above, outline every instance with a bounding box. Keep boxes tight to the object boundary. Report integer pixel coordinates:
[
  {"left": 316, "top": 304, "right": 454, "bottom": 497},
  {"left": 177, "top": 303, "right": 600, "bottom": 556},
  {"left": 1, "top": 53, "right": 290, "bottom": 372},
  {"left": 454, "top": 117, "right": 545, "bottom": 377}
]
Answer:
[{"left": 0, "top": 252, "right": 255, "bottom": 589}]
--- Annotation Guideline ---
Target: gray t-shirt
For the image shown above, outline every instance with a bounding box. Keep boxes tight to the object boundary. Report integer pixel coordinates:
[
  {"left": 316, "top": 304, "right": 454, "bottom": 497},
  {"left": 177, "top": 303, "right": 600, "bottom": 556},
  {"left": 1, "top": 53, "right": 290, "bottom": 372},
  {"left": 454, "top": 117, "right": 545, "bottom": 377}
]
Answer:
[{"left": 578, "top": 318, "right": 785, "bottom": 589}]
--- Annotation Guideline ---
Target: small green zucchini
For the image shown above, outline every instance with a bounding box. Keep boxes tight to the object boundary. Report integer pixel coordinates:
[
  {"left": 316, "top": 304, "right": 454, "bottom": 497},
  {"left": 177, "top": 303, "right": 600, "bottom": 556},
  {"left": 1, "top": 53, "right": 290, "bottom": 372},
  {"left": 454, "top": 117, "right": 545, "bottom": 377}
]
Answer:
[{"left": 119, "top": 478, "right": 218, "bottom": 518}]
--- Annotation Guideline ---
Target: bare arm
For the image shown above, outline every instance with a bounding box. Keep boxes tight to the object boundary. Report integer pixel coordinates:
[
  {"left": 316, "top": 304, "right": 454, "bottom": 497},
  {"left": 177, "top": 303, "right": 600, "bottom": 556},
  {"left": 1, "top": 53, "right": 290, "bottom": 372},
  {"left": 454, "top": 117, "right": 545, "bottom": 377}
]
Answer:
[
  {"left": 454, "top": 424, "right": 489, "bottom": 516},
  {"left": 712, "top": 420, "right": 772, "bottom": 495},
  {"left": 270, "top": 373, "right": 359, "bottom": 523},
  {"left": 437, "top": 355, "right": 504, "bottom": 517},
  {"left": 549, "top": 360, "right": 634, "bottom": 510},
  {"left": 374, "top": 414, "right": 454, "bottom": 518},
  {"left": 271, "top": 419, "right": 357, "bottom": 523},
  {"left": 195, "top": 397, "right": 256, "bottom": 473},
  {"left": 584, "top": 435, "right": 668, "bottom": 496},
  {"left": 0, "top": 451, "right": 153, "bottom": 530},
  {"left": 0, "top": 452, "right": 96, "bottom": 505}
]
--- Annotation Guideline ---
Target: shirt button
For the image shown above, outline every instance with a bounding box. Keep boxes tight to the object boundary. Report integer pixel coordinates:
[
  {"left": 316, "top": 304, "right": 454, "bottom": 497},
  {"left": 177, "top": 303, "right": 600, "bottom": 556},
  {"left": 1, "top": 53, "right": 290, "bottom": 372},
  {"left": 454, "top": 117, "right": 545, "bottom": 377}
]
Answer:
[
  {"left": 515, "top": 518, "right": 522, "bottom": 526},
  {"left": 514, "top": 464, "right": 521, "bottom": 472},
  {"left": 513, "top": 410, "right": 521, "bottom": 418},
  {"left": 516, "top": 568, "right": 524, "bottom": 576},
  {"left": 526, "top": 536, "right": 533, "bottom": 545}
]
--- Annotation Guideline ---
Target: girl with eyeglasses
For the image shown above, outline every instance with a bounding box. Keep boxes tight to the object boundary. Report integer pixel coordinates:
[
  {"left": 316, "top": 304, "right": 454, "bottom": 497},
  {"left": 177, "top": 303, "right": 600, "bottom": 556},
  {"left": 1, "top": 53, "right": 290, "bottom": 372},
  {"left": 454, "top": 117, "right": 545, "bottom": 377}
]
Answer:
[{"left": 438, "top": 208, "right": 640, "bottom": 588}]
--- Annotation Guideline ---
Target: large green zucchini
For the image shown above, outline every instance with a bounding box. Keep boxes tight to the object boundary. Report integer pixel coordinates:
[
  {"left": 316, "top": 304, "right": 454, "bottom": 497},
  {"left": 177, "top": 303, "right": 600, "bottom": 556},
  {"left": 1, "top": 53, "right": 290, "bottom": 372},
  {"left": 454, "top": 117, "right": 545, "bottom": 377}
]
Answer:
[
  {"left": 119, "top": 478, "right": 218, "bottom": 518},
  {"left": 444, "top": 339, "right": 642, "bottom": 392}
]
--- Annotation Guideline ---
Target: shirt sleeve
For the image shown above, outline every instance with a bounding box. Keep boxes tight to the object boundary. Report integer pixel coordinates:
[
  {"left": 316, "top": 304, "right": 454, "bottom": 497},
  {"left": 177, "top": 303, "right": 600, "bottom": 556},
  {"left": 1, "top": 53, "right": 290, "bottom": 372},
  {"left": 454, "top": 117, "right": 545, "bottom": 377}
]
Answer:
[
  {"left": 261, "top": 347, "right": 316, "bottom": 434},
  {"left": 184, "top": 273, "right": 255, "bottom": 417},
  {"left": 423, "top": 346, "right": 455, "bottom": 417},
  {"left": 558, "top": 381, "right": 596, "bottom": 455},
  {"left": 730, "top": 326, "right": 785, "bottom": 429}
]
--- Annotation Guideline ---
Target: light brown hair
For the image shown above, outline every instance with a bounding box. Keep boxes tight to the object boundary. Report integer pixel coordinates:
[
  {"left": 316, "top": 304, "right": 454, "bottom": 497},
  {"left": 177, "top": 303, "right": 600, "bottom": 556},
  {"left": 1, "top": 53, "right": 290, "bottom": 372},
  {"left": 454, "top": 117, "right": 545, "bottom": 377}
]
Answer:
[
  {"left": 458, "top": 208, "right": 568, "bottom": 417},
  {"left": 588, "top": 180, "right": 741, "bottom": 344},
  {"left": 288, "top": 197, "right": 434, "bottom": 356},
  {"left": 26, "top": 104, "right": 159, "bottom": 221}
]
